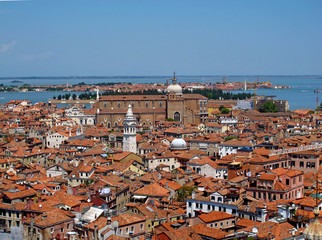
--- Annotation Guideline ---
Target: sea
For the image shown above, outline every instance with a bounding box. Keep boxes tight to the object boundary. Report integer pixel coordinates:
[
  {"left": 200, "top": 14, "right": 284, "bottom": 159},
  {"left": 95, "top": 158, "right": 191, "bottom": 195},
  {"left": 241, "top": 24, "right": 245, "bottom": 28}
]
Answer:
[{"left": 0, "top": 76, "right": 321, "bottom": 110}]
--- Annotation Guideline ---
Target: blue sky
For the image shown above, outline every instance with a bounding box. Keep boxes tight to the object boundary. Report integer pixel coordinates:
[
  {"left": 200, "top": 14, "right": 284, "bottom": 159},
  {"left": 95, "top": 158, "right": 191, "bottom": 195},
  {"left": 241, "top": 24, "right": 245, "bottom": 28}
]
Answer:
[{"left": 0, "top": 0, "right": 321, "bottom": 76}]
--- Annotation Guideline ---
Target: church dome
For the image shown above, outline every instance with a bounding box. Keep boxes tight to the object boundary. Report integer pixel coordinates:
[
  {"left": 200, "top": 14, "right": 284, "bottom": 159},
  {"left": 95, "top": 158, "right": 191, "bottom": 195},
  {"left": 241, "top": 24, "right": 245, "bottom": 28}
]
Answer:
[
  {"left": 167, "top": 84, "right": 182, "bottom": 95},
  {"left": 304, "top": 208, "right": 322, "bottom": 240},
  {"left": 170, "top": 138, "right": 187, "bottom": 150},
  {"left": 166, "top": 73, "right": 182, "bottom": 95}
]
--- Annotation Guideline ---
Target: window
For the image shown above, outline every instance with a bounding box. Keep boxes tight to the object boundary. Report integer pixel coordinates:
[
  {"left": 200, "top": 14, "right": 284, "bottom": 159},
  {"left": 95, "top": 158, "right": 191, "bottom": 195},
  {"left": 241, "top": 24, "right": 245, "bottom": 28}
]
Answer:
[
  {"left": 140, "top": 224, "right": 144, "bottom": 230},
  {"left": 119, "top": 229, "right": 122, "bottom": 234},
  {"left": 174, "top": 112, "right": 181, "bottom": 122},
  {"left": 126, "top": 227, "right": 129, "bottom": 233},
  {"left": 226, "top": 221, "right": 229, "bottom": 226},
  {"left": 286, "top": 179, "right": 290, "bottom": 185},
  {"left": 300, "top": 161, "right": 304, "bottom": 167},
  {"left": 51, "top": 228, "right": 54, "bottom": 233},
  {"left": 117, "top": 102, "right": 121, "bottom": 108},
  {"left": 215, "top": 223, "right": 218, "bottom": 227},
  {"left": 131, "top": 226, "right": 134, "bottom": 232},
  {"left": 145, "top": 102, "right": 149, "bottom": 108},
  {"left": 210, "top": 224, "right": 213, "bottom": 228}
]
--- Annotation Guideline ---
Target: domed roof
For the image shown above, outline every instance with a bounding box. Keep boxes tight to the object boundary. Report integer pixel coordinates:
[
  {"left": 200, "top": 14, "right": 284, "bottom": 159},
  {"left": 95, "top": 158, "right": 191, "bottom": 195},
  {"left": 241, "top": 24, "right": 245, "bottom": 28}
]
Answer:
[
  {"left": 170, "top": 138, "right": 187, "bottom": 150},
  {"left": 304, "top": 208, "right": 322, "bottom": 240},
  {"left": 167, "top": 84, "right": 182, "bottom": 94},
  {"left": 166, "top": 73, "right": 182, "bottom": 95}
]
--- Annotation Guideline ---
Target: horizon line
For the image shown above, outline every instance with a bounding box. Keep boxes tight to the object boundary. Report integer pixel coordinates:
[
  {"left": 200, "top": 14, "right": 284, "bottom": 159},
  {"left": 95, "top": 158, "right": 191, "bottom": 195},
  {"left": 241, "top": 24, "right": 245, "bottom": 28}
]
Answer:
[{"left": 0, "top": 74, "right": 321, "bottom": 80}]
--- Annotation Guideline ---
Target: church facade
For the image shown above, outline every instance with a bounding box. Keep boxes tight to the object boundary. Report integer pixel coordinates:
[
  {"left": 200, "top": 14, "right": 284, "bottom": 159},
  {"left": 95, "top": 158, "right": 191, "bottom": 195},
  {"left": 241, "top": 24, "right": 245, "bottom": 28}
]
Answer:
[{"left": 97, "top": 76, "right": 208, "bottom": 127}]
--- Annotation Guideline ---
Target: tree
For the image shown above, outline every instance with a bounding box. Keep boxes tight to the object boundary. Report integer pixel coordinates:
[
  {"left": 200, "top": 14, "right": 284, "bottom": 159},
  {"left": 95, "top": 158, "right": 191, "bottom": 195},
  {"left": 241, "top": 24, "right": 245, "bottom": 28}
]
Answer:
[
  {"left": 57, "top": 95, "right": 62, "bottom": 100},
  {"left": 219, "top": 106, "right": 230, "bottom": 114},
  {"left": 225, "top": 136, "right": 239, "bottom": 141},
  {"left": 177, "top": 186, "right": 197, "bottom": 202},
  {"left": 260, "top": 101, "right": 278, "bottom": 113},
  {"left": 72, "top": 94, "right": 77, "bottom": 100}
]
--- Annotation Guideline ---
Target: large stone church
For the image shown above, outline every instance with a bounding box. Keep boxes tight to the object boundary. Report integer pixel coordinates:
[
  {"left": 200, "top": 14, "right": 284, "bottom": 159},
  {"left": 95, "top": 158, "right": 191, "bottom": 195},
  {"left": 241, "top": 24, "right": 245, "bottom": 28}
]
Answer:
[{"left": 97, "top": 75, "right": 208, "bottom": 127}]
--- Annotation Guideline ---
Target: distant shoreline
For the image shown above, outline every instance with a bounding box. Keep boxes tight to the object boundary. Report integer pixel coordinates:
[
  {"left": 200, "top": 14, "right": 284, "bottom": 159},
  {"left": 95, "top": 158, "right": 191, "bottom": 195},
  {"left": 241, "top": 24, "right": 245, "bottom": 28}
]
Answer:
[{"left": 0, "top": 75, "right": 321, "bottom": 80}]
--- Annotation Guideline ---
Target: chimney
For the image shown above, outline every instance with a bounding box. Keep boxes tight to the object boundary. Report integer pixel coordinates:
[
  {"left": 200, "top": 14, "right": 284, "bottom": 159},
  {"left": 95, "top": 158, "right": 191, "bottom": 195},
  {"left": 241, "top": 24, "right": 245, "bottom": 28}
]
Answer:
[
  {"left": 27, "top": 198, "right": 31, "bottom": 210},
  {"left": 188, "top": 176, "right": 193, "bottom": 182},
  {"left": 31, "top": 214, "right": 34, "bottom": 228},
  {"left": 94, "top": 224, "right": 98, "bottom": 240},
  {"left": 67, "top": 187, "right": 73, "bottom": 195},
  {"left": 191, "top": 191, "right": 196, "bottom": 200},
  {"left": 167, "top": 210, "right": 171, "bottom": 223},
  {"left": 72, "top": 187, "right": 76, "bottom": 196},
  {"left": 176, "top": 174, "right": 179, "bottom": 183},
  {"left": 107, "top": 217, "right": 112, "bottom": 225},
  {"left": 165, "top": 182, "right": 169, "bottom": 188}
]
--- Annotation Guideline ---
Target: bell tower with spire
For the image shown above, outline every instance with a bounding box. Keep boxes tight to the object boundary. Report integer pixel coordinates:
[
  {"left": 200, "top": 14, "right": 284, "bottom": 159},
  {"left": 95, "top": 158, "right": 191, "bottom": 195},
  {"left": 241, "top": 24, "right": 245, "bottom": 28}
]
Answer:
[{"left": 123, "top": 104, "right": 137, "bottom": 153}]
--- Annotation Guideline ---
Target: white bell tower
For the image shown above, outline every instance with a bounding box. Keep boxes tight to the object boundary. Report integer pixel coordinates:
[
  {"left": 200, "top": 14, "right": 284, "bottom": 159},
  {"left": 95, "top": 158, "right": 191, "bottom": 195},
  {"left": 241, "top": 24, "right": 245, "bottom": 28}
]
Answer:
[{"left": 123, "top": 104, "right": 137, "bottom": 153}]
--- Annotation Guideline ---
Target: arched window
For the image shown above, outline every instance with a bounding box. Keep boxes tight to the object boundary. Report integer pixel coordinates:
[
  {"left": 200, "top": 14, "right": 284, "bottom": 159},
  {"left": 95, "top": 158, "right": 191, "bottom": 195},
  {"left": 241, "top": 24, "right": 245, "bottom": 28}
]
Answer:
[
  {"left": 107, "top": 122, "right": 111, "bottom": 128},
  {"left": 174, "top": 112, "right": 181, "bottom": 122},
  {"left": 103, "top": 103, "right": 107, "bottom": 108},
  {"left": 159, "top": 102, "right": 162, "bottom": 108},
  {"left": 145, "top": 102, "right": 149, "bottom": 108},
  {"left": 117, "top": 102, "right": 121, "bottom": 108},
  {"left": 131, "top": 102, "right": 134, "bottom": 108}
]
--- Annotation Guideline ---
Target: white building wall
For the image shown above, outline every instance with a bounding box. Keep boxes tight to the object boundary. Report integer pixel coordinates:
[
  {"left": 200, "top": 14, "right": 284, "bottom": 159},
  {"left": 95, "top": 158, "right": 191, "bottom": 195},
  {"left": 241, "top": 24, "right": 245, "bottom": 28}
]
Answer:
[{"left": 147, "top": 157, "right": 180, "bottom": 171}]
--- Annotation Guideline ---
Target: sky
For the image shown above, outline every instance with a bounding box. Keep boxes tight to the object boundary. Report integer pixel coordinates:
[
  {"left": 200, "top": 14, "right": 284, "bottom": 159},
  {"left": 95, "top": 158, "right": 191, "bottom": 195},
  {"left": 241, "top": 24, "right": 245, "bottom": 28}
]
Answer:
[{"left": 0, "top": 0, "right": 321, "bottom": 77}]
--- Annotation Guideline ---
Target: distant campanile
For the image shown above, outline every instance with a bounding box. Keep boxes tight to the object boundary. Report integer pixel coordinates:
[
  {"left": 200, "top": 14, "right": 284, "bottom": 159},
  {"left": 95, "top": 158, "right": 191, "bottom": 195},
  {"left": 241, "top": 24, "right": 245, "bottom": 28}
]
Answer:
[{"left": 123, "top": 104, "right": 137, "bottom": 153}]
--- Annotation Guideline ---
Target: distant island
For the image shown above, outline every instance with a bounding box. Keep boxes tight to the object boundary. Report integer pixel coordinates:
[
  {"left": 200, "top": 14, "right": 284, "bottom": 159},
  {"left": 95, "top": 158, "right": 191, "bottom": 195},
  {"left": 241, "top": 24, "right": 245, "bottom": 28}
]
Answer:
[{"left": 11, "top": 80, "right": 24, "bottom": 83}]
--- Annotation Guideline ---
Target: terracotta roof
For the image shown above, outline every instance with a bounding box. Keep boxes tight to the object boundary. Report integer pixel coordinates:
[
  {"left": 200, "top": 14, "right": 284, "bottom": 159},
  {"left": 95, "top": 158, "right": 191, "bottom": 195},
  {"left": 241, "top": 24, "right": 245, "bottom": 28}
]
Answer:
[
  {"left": 198, "top": 211, "right": 235, "bottom": 223},
  {"left": 24, "top": 209, "right": 73, "bottom": 228},
  {"left": 4, "top": 188, "right": 37, "bottom": 200},
  {"left": 111, "top": 213, "right": 146, "bottom": 226},
  {"left": 133, "top": 182, "right": 170, "bottom": 197}
]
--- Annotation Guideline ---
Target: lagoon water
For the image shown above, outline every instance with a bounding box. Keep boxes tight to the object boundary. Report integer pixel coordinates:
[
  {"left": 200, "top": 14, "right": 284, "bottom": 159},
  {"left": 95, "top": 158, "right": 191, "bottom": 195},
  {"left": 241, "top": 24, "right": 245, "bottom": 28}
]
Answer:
[{"left": 0, "top": 76, "right": 321, "bottom": 110}]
